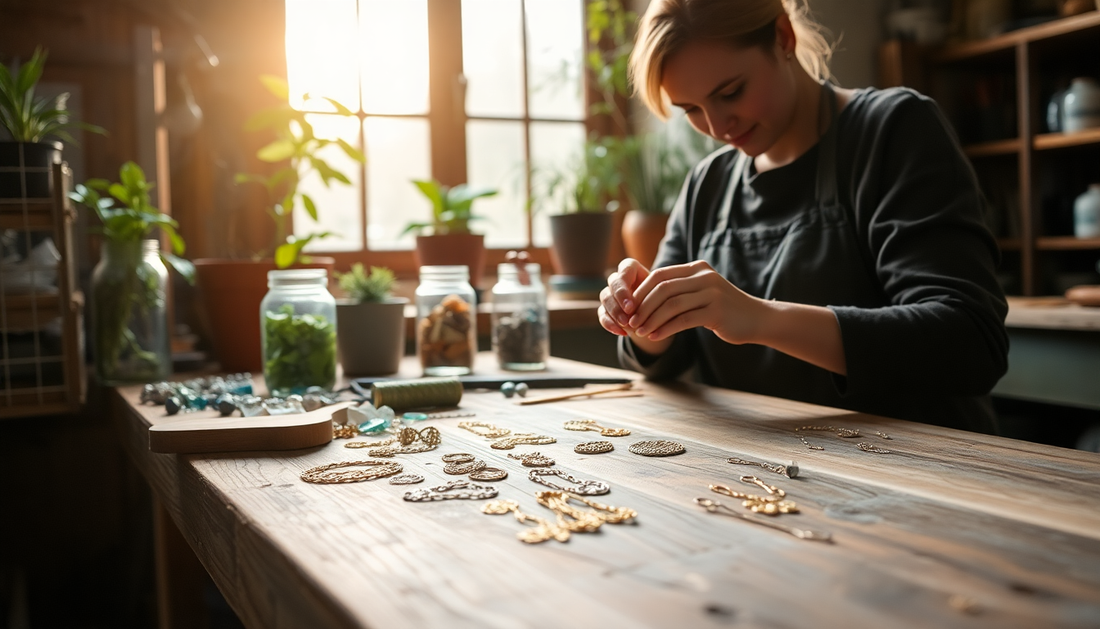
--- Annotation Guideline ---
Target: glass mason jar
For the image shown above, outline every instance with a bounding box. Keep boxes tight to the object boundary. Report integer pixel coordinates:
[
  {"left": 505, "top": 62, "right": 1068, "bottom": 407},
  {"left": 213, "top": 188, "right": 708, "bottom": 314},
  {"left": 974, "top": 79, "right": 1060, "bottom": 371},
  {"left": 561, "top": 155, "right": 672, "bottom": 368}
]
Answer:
[
  {"left": 91, "top": 239, "right": 170, "bottom": 384},
  {"left": 260, "top": 269, "right": 337, "bottom": 396},
  {"left": 491, "top": 262, "right": 548, "bottom": 371},
  {"left": 416, "top": 265, "right": 476, "bottom": 376}
]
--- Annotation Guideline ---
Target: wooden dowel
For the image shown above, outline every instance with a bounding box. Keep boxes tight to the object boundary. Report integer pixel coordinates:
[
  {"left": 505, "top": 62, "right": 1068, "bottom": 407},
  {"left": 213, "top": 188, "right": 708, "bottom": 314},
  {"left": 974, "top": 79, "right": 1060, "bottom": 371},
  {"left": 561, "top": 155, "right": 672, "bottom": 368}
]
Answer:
[{"left": 516, "top": 383, "right": 634, "bottom": 405}]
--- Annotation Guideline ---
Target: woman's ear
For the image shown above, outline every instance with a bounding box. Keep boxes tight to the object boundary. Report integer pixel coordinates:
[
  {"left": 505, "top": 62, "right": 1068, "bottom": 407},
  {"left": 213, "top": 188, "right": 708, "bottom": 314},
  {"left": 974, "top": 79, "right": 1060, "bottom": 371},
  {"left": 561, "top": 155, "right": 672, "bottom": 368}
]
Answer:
[{"left": 774, "top": 13, "right": 797, "bottom": 59}]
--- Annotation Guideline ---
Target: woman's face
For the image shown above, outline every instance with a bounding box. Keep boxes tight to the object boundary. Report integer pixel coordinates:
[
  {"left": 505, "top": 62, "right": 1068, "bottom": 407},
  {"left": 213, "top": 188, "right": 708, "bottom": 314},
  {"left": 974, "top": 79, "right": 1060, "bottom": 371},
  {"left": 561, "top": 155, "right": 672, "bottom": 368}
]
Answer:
[{"left": 662, "top": 38, "right": 798, "bottom": 157}]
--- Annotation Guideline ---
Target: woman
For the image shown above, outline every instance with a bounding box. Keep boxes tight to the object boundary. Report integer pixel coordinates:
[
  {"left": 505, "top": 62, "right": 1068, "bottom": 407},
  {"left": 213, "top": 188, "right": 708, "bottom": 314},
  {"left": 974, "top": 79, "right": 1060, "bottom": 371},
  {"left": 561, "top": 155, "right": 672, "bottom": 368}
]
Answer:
[{"left": 600, "top": 0, "right": 1009, "bottom": 433}]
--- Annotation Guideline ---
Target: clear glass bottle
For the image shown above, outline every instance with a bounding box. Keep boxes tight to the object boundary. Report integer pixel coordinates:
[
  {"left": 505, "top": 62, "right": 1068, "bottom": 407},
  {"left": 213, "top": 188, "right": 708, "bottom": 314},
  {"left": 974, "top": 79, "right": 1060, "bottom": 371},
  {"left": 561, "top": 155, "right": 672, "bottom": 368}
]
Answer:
[
  {"left": 92, "top": 239, "right": 170, "bottom": 384},
  {"left": 260, "top": 269, "right": 337, "bottom": 396},
  {"left": 491, "top": 262, "right": 549, "bottom": 370},
  {"left": 416, "top": 265, "right": 476, "bottom": 376}
]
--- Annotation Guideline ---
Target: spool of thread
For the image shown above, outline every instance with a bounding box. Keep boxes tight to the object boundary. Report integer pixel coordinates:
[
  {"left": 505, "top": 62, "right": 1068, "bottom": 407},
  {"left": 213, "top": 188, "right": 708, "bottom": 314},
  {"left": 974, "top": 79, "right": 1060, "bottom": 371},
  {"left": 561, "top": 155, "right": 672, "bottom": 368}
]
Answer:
[{"left": 371, "top": 378, "right": 463, "bottom": 412}]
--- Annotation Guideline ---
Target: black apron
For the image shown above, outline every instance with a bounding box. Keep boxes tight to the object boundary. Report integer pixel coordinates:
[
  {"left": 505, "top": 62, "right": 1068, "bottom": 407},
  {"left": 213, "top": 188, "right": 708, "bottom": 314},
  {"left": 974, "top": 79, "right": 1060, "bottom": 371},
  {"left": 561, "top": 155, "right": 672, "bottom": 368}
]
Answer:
[{"left": 687, "top": 83, "right": 884, "bottom": 405}]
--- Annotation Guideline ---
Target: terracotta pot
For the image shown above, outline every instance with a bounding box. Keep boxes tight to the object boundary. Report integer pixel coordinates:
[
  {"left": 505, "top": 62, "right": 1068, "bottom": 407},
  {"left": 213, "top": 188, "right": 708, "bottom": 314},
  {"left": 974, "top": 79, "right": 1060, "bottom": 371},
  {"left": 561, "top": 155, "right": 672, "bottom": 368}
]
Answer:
[
  {"left": 414, "top": 234, "right": 486, "bottom": 289},
  {"left": 0, "top": 141, "right": 62, "bottom": 199},
  {"left": 336, "top": 298, "right": 408, "bottom": 376},
  {"left": 621, "top": 210, "right": 670, "bottom": 270},
  {"left": 549, "top": 213, "right": 612, "bottom": 277},
  {"left": 193, "top": 257, "right": 335, "bottom": 372}
]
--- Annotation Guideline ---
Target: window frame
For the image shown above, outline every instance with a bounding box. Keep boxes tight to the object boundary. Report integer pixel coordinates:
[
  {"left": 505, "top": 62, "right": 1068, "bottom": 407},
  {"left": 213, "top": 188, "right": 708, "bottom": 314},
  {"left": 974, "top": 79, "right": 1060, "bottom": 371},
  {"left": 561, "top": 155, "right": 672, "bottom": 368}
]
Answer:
[{"left": 289, "top": 0, "right": 597, "bottom": 277}]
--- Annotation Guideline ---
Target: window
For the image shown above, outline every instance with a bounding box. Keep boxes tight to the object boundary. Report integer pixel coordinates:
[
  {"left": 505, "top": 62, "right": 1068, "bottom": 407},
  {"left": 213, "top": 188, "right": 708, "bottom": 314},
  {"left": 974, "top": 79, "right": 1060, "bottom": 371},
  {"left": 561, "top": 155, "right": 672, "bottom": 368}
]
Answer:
[{"left": 284, "top": 0, "right": 587, "bottom": 261}]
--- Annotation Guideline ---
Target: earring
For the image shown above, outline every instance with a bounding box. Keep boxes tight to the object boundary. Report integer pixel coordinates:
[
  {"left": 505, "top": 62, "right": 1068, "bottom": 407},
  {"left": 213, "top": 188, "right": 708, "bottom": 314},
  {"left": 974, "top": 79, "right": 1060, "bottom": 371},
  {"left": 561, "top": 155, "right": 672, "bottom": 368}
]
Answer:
[{"left": 786, "top": 53, "right": 793, "bottom": 60}]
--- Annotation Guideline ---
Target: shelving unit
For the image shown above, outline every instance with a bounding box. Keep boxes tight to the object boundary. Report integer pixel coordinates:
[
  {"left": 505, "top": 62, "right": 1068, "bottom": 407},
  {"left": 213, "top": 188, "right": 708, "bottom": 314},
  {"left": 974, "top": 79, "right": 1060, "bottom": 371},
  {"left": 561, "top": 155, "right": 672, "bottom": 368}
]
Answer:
[
  {"left": 886, "top": 11, "right": 1100, "bottom": 295},
  {"left": 0, "top": 161, "right": 86, "bottom": 419}
]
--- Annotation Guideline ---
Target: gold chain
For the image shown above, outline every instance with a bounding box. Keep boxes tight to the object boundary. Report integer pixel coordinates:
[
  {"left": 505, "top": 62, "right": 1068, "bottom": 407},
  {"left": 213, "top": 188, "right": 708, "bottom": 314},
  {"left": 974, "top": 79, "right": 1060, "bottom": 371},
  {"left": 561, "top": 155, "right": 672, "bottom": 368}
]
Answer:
[
  {"left": 507, "top": 451, "right": 555, "bottom": 467},
  {"left": 709, "top": 475, "right": 799, "bottom": 515},
  {"left": 300, "top": 460, "right": 403, "bottom": 484},
  {"left": 458, "top": 421, "right": 511, "bottom": 439},
  {"left": 794, "top": 425, "right": 892, "bottom": 452},
  {"left": 563, "top": 419, "right": 631, "bottom": 437},
  {"left": 482, "top": 500, "right": 572, "bottom": 544},
  {"left": 490, "top": 434, "right": 557, "bottom": 450}
]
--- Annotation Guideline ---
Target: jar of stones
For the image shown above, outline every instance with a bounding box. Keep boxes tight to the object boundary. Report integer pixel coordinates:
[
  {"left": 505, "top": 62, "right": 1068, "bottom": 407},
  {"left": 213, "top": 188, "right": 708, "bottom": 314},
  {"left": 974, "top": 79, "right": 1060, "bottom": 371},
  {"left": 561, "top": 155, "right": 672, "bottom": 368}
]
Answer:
[
  {"left": 416, "top": 265, "right": 477, "bottom": 376},
  {"left": 491, "top": 261, "right": 548, "bottom": 371}
]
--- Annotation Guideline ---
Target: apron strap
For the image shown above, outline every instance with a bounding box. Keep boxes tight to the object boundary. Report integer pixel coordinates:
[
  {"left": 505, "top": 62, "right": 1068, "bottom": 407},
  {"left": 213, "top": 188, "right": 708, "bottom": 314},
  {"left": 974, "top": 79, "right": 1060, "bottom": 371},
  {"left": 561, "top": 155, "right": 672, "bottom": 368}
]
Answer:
[{"left": 814, "top": 82, "right": 841, "bottom": 208}]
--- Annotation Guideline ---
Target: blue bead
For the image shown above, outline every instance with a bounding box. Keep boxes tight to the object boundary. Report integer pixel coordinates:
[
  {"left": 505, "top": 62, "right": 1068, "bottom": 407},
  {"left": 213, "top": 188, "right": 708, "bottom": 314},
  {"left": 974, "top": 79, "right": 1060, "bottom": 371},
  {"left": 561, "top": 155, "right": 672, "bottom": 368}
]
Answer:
[
  {"left": 359, "top": 417, "right": 391, "bottom": 433},
  {"left": 165, "top": 397, "right": 182, "bottom": 416},
  {"left": 402, "top": 412, "right": 429, "bottom": 421},
  {"left": 501, "top": 382, "right": 517, "bottom": 398},
  {"left": 515, "top": 382, "right": 529, "bottom": 397}
]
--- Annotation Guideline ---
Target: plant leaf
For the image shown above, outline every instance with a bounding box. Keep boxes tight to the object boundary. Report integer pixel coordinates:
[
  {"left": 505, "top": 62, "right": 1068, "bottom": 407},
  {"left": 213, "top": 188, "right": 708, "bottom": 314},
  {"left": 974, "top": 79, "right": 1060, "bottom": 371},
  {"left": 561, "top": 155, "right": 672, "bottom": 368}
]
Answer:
[
  {"left": 335, "top": 138, "right": 365, "bottom": 163},
  {"left": 162, "top": 253, "right": 196, "bottom": 284},
  {"left": 257, "top": 139, "right": 296, "bottom": 162},
  {"left": 260, "top": 75, "right": 290, "bottom": 100},
  {"left": 301, "top": 193, "right": 318, "bottom": 221}
]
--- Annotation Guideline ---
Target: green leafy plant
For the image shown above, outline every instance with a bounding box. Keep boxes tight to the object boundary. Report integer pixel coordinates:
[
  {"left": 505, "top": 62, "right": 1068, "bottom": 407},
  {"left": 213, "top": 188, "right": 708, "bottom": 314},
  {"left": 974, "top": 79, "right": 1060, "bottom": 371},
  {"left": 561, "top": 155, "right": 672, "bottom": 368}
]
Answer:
[
  {"left": 263, "top": 304, "right": 336, "bottom": 396},
  {"left": 536, "top": 138, "right": 623, "bottom": 214},
  {"left": 618, "top": 122, "right": 719, "bottom": 214},
  {"left": 337, "top": 264, "right": 396, "bottom": 303},
  {"left": 404, "top": 179, "right": 497, "bottom": 236},
  {"left": 585, "top": 0, "right": 636, "bottom": 132},
  {"left": 236, "top": 75, "right": 365, "bottom": 268},
  {"left": 0, "top": 47, "right": 105, "bottom": 142},
  {"left": 69, "top": 162, "right": 194, "bottom": 380}
]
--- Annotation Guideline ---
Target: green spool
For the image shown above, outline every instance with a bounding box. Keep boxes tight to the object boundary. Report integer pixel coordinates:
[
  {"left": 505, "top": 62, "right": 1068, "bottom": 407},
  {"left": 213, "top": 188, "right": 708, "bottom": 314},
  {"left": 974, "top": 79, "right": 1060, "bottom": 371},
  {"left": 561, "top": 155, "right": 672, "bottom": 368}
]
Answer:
[{"left": 371, "top": 378, "right": 463, "bottom": 412}]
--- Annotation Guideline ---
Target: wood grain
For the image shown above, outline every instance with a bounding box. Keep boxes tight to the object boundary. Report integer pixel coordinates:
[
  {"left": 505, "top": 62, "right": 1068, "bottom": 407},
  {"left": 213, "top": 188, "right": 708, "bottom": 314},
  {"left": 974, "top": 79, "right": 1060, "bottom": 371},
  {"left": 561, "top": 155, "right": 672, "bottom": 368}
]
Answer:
[{"left": 114, "top": 355, "right": 1100, "bottom": 629}]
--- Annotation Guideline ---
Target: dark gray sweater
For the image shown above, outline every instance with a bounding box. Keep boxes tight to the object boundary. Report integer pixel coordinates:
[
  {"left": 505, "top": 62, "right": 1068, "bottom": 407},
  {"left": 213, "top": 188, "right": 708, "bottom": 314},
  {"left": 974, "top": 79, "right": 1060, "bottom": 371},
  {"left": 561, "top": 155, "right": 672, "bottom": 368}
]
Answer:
[{"left": 620, "top": 87, "right": 1009, "bottom": 434}]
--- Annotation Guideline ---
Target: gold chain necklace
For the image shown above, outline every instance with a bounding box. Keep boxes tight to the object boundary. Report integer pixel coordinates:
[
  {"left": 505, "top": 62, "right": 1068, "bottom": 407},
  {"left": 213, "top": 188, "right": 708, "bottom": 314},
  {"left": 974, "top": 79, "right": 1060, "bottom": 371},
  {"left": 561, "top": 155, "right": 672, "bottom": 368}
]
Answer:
[
  {"left": 300, "top": 460, "right": 403, "bottom": 484},
  {"left": 563, "top": 419, "right": 631, "bottom": 437},
  {"left": 794, "top": 425, "right": 892, "bottom": 452},
  {"left": 490, "top": 434, "right": 557, "bottom": 450},
  {"left": 458, "top": 421, "right": 511, "bottom": 439},
  {"left": 482, "top": 499, "right": 573, "bottom": 544},
  {"left": 709, "top": 475, "right": 799, "bottom": 515}
]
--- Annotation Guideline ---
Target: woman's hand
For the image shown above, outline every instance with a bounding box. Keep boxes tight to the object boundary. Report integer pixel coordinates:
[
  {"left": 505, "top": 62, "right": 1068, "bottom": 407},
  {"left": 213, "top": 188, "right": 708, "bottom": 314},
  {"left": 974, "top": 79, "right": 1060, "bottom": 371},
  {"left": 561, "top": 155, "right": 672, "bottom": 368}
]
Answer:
[
  {"left": 627, "top": 260, "right": 767, "bottom": 345},
  {"left": 599, "top": 258, "right": 649, "bottom": 337}
]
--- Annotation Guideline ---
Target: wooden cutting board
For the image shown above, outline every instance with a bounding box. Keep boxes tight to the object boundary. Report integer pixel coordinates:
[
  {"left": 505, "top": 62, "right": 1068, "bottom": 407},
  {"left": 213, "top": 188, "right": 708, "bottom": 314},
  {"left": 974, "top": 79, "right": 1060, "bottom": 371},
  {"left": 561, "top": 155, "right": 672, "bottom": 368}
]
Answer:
[{"left": 134, "top": 397, "right": 349, "bottom": 454}]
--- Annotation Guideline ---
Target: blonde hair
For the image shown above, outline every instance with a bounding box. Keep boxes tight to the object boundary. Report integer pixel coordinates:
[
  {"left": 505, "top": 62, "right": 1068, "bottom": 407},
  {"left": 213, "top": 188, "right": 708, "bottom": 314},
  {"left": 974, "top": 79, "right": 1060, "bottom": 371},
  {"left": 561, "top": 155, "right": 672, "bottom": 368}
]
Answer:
[{"left": 630, "top": 0, "right": 835, "bottom": 119}]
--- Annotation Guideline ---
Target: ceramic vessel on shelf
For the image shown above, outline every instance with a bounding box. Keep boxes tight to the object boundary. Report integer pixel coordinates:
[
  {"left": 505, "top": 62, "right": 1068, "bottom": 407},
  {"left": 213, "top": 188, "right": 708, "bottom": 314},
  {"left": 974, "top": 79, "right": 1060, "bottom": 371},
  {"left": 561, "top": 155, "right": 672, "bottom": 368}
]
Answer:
[
  {"left": 1062, "top": 78, "right": 1100, "bottom": 133},
  {"left": 1074, "top": 184, "right": 1100, "bottom": 239}
]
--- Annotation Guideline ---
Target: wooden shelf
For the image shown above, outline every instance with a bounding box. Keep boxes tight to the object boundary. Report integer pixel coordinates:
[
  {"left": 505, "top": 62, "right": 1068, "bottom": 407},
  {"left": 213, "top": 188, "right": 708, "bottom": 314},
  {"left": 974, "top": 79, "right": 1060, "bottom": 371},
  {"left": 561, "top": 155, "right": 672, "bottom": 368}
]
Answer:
[
  {"left": 964, "top": 138, "right": 1021, "bottom": 158},
  {"left": 0, "top": 200, "right": 54, "bottom": 230},
  {"left": 997, "top": 238, "right": 1022, "bottom": 251},
  {"left": 1036, "top": 236, "right": 1100, "bottom": 250},
  {"left": 1034, "top": 127, "right": 1100, "bottom": 151},
  {"left": 934, "top": 11, "right": 1100, "bottom": 62}
]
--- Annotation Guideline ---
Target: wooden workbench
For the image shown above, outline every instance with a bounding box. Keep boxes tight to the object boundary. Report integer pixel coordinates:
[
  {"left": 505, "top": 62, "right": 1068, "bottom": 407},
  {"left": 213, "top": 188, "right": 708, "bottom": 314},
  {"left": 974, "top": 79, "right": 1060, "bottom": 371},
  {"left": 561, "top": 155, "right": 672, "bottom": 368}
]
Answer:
[{"left": 113, "top": 354, "right": 1100, "bottom": 629}]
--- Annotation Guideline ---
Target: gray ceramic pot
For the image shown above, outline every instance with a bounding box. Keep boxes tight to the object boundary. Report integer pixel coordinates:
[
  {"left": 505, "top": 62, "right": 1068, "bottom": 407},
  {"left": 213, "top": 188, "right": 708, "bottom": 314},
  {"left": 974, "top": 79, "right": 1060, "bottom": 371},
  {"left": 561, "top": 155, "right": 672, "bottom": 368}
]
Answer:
[{"left": 336, "top": 298, "right": 408, "bottom": 376}]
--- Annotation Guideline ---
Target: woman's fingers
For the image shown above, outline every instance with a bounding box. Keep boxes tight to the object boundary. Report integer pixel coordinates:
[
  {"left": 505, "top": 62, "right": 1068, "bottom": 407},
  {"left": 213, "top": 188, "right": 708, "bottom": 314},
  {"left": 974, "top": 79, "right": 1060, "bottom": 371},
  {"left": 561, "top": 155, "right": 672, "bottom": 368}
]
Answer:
[
  {"left": 634, "top": 289, "right": 710, "bottom": 338},
  {"left": 612, "top": 259, "right": 647, "bottom": 315},
  {"left": 602, "top": 259, "right": 649, "bottom": 329},
  {"left": 645, "top": 307, "right": 710, "bottom": 342},
  {"left": 598, "top": 304, "right": 627, "bottom": 336},
  {"left": 628, "top": 260, "right": 713, "bottom": 328}
]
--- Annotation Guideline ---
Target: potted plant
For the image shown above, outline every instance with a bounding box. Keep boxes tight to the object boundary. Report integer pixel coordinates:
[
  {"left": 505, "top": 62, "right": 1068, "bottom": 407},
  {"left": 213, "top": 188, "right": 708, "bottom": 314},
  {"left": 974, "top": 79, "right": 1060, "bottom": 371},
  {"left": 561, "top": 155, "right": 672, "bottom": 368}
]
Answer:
[
  {"left": 404, "top": 178, "right": 497, "bottom": 288},
  {"left": 193, "top": 75, "right": 364, "bottom": 372},
  {"left": 0, "top": 47, "right": 105, "bottom": 198},
  {"left": 618, "top": 123, "right": 717, "bottom": 268},
  {"left": 540, "top": 138, "right": 622, "bottom": 278},
  {"left": 334, "top": 264, "right": 407, "bottom": 376},
  {"left": 69, "top": 162, "right": 195, "bottom": 384}
]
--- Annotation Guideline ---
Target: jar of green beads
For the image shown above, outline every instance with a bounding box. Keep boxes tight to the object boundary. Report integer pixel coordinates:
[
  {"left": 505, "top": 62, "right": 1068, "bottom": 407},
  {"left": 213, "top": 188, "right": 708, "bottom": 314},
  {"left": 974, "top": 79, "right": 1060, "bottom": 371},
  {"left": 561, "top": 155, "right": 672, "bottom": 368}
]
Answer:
[{"left": 260, "top": 269, "right": 337, "bottom": 396}]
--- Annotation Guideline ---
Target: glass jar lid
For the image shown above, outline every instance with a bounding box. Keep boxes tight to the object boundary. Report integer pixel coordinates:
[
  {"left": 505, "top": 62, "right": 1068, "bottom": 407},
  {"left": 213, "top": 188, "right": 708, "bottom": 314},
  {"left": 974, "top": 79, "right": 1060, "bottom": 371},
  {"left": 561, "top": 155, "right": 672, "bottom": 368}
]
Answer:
[{"left": 267, "top": 269, "right": 328, "bottom": 288}]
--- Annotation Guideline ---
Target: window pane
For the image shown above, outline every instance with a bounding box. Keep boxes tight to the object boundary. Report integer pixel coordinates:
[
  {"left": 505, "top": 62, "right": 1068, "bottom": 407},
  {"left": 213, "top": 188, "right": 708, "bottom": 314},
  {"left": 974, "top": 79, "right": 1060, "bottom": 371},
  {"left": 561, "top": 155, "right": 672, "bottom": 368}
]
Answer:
[
  {"left": 365, "top": 117, "right": 432, "bottom": 250},
  {"left": 360, "top": 0, "right": 430, "bottom": 115},
  {"left": 525, "top": 0, "right": 584, "bottom": 120},
  {"left": 462, "top": 0, "right": 525, "bottom": 118},
  {"left": 285, "top": 0, "right": 359, "bottom": 112},
  {"left": 466, "top": 120, "right": 528, "bottom": 248},
  {"left": 529, "top": 121, "right": 585, "bottom": 247},
  {"left": 296, "top": 114, "right": 363, "bottom": 252}
]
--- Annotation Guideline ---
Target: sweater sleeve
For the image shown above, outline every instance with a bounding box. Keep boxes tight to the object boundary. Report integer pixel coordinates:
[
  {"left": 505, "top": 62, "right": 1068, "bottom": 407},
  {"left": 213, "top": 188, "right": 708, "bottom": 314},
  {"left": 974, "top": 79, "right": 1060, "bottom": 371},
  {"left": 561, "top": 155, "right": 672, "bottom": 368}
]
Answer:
[
  {"left": 829, "top": 91, "right": 1009, "bottom": 398},
  {"left": 617, "top": 171, "right": 700, "bottom": 380}
]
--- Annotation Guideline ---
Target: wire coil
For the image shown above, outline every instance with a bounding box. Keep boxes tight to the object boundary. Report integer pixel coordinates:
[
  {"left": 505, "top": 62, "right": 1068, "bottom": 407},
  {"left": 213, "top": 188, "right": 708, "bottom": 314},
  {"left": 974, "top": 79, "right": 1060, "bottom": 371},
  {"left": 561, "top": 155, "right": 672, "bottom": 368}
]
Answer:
[{"left": 371, "top": 378, "right": 463, "bottom": 411}]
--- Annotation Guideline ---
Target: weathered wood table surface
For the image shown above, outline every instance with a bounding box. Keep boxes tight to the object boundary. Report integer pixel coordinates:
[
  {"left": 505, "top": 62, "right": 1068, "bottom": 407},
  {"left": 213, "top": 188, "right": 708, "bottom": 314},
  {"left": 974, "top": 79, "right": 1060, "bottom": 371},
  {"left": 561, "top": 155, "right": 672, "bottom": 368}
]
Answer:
[{"left": 113, "top": 354, "right": 1100, "bottom": 629}]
